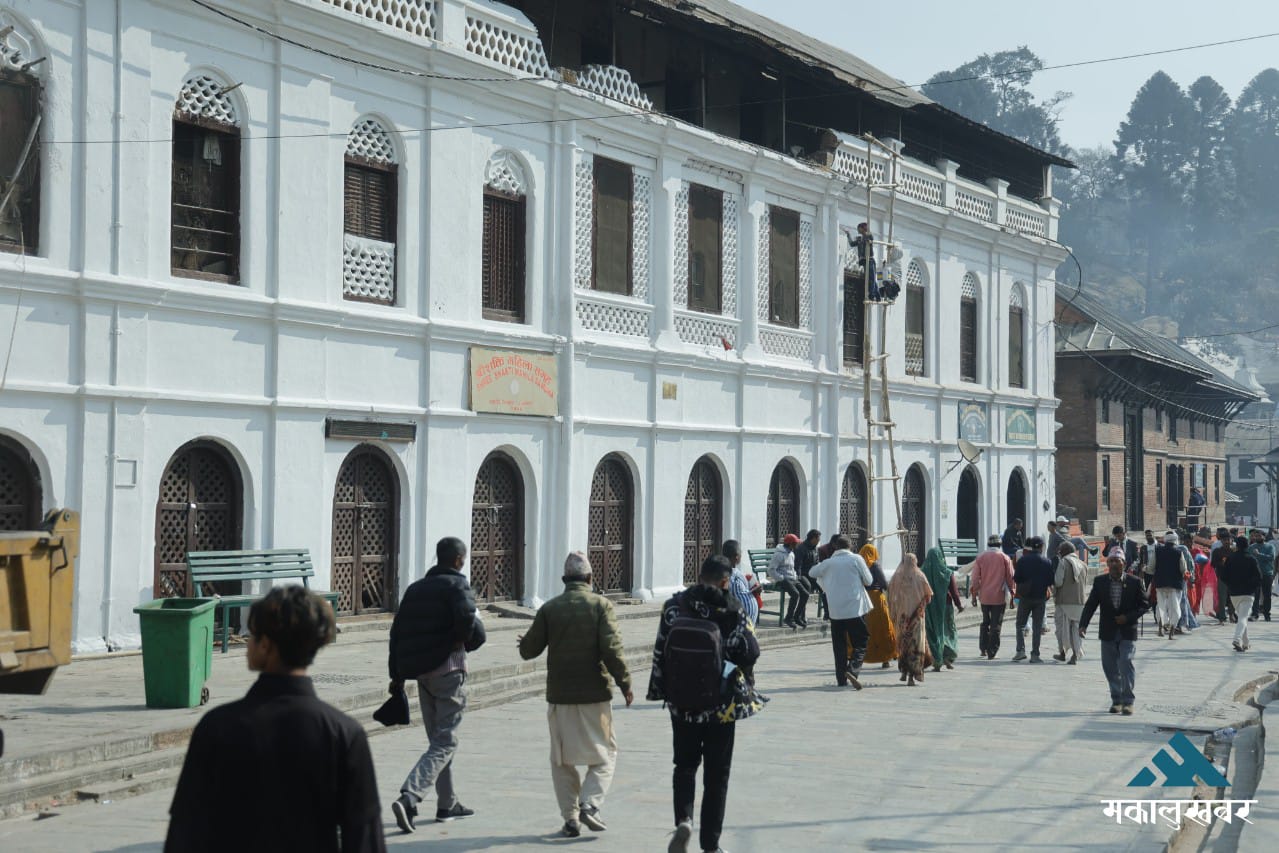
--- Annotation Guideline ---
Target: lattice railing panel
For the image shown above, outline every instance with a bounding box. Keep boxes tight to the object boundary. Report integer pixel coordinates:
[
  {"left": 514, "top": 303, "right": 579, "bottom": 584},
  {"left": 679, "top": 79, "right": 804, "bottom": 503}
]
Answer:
[
  {"left": 723, "top": 193, "right": 739, "bottom": 314},
  {"left": 799, "top": 217, "right": 813, "bottom": 329},
  {"left": 756, "top": 206, "right": 770, "bottom": 322},
  {"left": 343, "top": 234, "right": 396, "bottom": 303},
  {"left": 900, "top": 169, "right": 943, "bottom": 206},
  {"left": 576, "top": 296, "right": 652, "bottom": 338},
  {"left": 464, "top": 11, "right": 550, "bottom": 77},
  {"left": 831, "top": 148, "right": 887, "bottom": 185},
  {"left": 759, "top": 326, "right": 813, "bottom": 361},
  {"left": 632, "top": 172, "right": 651, "bottom": 301},
  {"left": 674, "top": 311, "right": 737, "bottom": 349},
  {"left": 575, "top": 65, "right": 653, "bottom": 110},
  {"left": 955, "top": 189, "right": 995, "bottom": 222},
  {"left": 319, "top": 0, "right": 436, "bottom": 39},
  {"left": 673, "top": 182, "right": 690, "bottom": 308},
  {"left": 1005, "top": 204, "right": 1048, "bottom": 237},
  {"left": 573, "top": 156, "right": 593, "bottom": 289},
  {"left": 347, "top": 118, "right": 396, "bottom": 164},
  {"left": 905, "top": 333, "right": 925, "bottom": 376},
  {"left": 177, "top": 75, "right": 237, "bottom": 126}
]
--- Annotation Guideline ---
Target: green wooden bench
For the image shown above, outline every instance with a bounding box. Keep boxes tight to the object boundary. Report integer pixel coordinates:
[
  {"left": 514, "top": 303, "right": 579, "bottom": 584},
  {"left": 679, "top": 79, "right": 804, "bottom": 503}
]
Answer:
[
  {"left": 939, "top": 538, "right": 979, "bottom": 596},
  {"left": 187, "top": 549, "right": 340, "bottom": 653}
]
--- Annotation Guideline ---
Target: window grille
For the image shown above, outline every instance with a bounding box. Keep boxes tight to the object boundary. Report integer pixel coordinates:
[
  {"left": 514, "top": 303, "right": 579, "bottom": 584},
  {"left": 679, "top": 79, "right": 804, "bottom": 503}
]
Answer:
[
  {"left": 687, "top": 184, "right": 723, "bottom": 314},
  {"left": 0, "top": 72, "right": 40, "bottom": 254},
  {"left": 592, "top": 157, "right": 632, "bottom": 294},
  {"left": 768, "top": 206, "right": 799, "bottom": 328},
  {"left": 482, "top": 191, "right": 526, "bottom": 322}
]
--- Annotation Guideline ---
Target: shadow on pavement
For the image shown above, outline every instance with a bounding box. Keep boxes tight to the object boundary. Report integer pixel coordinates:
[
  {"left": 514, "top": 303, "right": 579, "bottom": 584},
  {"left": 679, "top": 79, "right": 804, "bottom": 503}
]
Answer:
[{"left": 396, "top": 832, "right": 582, "bottom": 849}]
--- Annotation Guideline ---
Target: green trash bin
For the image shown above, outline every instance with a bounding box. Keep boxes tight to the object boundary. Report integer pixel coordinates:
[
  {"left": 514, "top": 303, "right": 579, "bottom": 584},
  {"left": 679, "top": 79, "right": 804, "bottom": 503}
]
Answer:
[{"left": 132, "top": 598, "right": 216, "bottom": 709}]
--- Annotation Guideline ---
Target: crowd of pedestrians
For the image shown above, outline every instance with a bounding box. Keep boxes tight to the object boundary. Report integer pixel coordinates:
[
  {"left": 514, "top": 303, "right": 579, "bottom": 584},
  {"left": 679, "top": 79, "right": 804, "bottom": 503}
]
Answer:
[{"left": 162, "top": 518, "right": 1276, "bottom": 852}]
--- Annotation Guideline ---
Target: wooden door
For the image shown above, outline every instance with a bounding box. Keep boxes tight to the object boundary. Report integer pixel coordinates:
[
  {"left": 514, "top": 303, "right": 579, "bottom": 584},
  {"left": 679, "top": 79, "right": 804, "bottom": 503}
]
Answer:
[
  {"left": 683, "top": 457, "right": 722, "bottom": 585},
  {"left": 332, "top": 448, "right": 398, "bottom": 615},
  {"left": 903, "top": 465, "right": 927, "bottom": 563},
  {"left": 588, "top": 455, "right": 633, "bottom": 595},
  {"left": 840, "top": 464, "right": 868, "bottom": 550},
  {"left": 154, "top": 442, "right": 241, "bottom": 597},
  {"left": 957, "top": 466, "right": 980, "bottom": 543},
  {"left": 0, "top": 437, "right": 40, "bottom": 531},
  {"left": 470, "top": 454, "right": 523, "bottom": 602},
  {"left": 766, "top": 462, "right": 799, "bottom": 548}
]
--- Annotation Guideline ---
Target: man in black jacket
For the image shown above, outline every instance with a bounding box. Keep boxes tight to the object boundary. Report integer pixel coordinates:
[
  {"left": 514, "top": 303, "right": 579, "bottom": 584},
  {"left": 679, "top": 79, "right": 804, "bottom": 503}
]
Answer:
[
  {"left": 795, "top": 529, "right": 825, "bottom": 620},
  {"left": 1079, "top": 554, "right": 1149, "bottom": 715},
  {"left": 1105, "top": 526, "right": 1140, "bottom": 570},
  {"left": 1012, "top": 537, "right": 1053, "bottom": 662},
  {"left": 165, "top": 586, "right": 385, "bottom": 853},
  {"left": 388, "top": 537, "right": 487, "bottom": 834}
]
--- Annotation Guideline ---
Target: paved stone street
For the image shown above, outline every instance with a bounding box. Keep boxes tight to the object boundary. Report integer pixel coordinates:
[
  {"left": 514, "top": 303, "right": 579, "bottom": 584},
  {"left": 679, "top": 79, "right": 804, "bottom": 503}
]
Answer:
[{"left": 2, "top": 614, "right": 1276, "bottom": 852}]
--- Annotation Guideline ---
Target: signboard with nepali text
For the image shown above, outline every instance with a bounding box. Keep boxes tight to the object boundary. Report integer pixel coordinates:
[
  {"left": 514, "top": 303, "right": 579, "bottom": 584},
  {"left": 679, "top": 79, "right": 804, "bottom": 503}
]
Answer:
[
  {"left": 1005, "top": 406, "right": 1037, "bottom": 446},
  {"left": 469, "top": 347, "right": 559, "bottom": 417},
  {"left": 957, "top": 402, "right": 990, "bottom": 444}
]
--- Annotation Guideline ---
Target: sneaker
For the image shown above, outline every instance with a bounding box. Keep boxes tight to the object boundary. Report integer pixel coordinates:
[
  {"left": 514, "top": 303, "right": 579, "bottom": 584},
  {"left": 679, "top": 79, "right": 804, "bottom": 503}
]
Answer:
[
  {"left": 579, "top": 804, "right": 607, "bottom": 832},
  {"left": 436, "top": 802, "right": 475, "bottom": 822},
  {"left": 392, "top": 795, "right": 418, "bottom": 833},
  {"left": 561, "top": 820, "right": 582, "bottom": 838},
  {"left": 669, "top": 820, "right": 693, "bottom": 853},
  {"left": 1012, "top": 651, "right": 1027, "bottom": 661},
  {"left": 1121, "top": 705, "right": 1134, "bottom": 715},
  {"left": 1109, "top": 704, "right": 1122, "bottom": 714}
]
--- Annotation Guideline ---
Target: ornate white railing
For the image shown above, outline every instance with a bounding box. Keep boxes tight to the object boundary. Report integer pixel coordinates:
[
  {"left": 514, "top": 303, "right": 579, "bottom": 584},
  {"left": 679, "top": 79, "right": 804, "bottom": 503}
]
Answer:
[
  {"left": 343, "top": 234, "right": 396, "bottom": 304},
  {"left": 572, "top": 65, "right": 653, "bottom": 110},
  {"left": 316, "top": 0, "right": 436, "bottom": 40},
  {"left": 954, "top": 188, "right": 995, "bottom": 223},
  {"left": 759, "top": 326, "right": 813, "bottom": 361},
  {"left": 899, "top": 169, "right": 943, "bottom": 206},
  {"left": 575, "top": 293, "right": 653, "bottom": 339},
  {"left": 463, "top": 1, "right": 551, "bottom": 77},
  {"left": 675, "top": 311, "right": 738, "bottom": 349},
  {"left": 1005, "top": 201, "right": 1048, "bottom": 237}
]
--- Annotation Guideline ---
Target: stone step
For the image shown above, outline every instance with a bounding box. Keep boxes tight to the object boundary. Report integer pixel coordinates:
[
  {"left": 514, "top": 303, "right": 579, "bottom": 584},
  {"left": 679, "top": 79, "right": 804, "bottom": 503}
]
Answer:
[
  {"left": 0, "top": 746, "right": 189, "bottom": 820},
  {"left": 75, "top": 767, "right": 184, "bottom": 804}
]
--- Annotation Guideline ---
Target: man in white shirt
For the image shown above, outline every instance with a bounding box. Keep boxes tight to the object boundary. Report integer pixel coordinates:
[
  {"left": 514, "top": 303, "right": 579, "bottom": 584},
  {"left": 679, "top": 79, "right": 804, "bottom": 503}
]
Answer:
[{"left": 809, "top": 535, "right": 873, "bottom": 689}]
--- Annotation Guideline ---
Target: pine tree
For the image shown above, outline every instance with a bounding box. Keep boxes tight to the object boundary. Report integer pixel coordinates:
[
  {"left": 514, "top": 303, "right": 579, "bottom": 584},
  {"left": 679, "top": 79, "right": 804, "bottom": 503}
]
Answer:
[
  {"left": 1230, "top": 69, "right": 1279, "bottom": 219},
  {"left": 1186, "top": 76, "right": 1236, "bottom": 233}
]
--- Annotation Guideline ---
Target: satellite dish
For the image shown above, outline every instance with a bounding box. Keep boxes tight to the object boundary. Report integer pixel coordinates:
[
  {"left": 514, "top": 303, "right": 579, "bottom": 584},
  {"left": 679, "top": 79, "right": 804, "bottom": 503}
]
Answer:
[{"left": 957, "top": 439, "right": 984, "bottom": 463}]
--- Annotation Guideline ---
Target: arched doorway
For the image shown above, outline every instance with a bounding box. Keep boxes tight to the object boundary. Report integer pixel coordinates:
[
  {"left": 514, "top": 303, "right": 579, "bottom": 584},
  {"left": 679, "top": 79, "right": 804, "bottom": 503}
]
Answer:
[
  {"left": 331, "top": 446, "right": 399, "bottom": 615},
  {"left": 470, "top": 453, "right": 523, "bottom": 602},
  {"left": 840, "top": 464, "right": 868, "bottom": 550},
  {"left": 903, "top": 464, "right": 927, "bottom": 563},
  {"left": 766, "top": 461, "right": 800, "bottom": 548},
  {"left": 957, "top": 465, "right": 980, "bottom": 543},
  {"left": 154, "top": 441, "right": 243, "bottom": 597},
  {"left": 588, "top": 455, "right": 633, "bottom": 595},
  {"left": 683, "top": 457, "right": 722, "bottom": 585},
  {"left": 0, "top": 435, "right": 42, "bottom": 531},
  {"left": 1006, "top": 468, "right": 1028, "bottom": 529}
]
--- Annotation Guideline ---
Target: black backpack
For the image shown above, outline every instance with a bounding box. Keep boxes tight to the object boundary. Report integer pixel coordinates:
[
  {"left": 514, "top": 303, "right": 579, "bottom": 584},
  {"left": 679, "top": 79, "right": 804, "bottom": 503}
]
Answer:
[{"left": 662, "top": 603, "right": 724, "bottom": 712}]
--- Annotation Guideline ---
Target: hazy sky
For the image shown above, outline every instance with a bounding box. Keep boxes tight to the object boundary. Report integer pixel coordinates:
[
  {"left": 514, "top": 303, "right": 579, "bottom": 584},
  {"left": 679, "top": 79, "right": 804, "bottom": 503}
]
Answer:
[{"left": 733, "top": 0, "right": 1279, "bottom": 151}]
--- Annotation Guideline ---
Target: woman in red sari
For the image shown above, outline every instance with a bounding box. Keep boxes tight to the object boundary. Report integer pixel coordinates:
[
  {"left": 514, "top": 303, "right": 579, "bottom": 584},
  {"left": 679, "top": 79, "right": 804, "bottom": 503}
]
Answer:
[
  {"left": 1193, "top": 551, "right": 1216, "bottom": 617},
  {"left": 888, "top": 553, "right": 934, "bottom": 686}
]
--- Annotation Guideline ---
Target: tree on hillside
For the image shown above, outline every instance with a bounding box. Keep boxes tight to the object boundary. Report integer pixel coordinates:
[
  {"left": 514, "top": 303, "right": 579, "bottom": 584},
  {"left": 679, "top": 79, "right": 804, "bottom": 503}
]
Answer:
[
  {"left": 1231, "top": 68, "right": 1279, "bottom": 219},
  {"left": 1186, "top": 76, "right": 1236, "bottom": 234},
  {"left": 921, "top": 47, "right": 1072, "bottom": 155},
  {"left": 1113, "top": 71, "right": 1195, "bottom": 307}
]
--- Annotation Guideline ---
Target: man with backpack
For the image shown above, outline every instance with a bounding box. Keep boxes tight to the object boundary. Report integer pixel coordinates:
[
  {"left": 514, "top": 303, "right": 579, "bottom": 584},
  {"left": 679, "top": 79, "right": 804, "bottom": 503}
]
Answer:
[{"left": 647, "top": 555, "right": 765, "bottom": 853}]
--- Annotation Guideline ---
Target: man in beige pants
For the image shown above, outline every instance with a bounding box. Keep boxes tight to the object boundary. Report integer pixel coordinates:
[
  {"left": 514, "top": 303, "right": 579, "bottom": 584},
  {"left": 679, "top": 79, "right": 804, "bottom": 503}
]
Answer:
[
  {"left": 1052, "top": 541, "right": 1089, "bottom": 664},
  {"left": 518, "top": 552, "right": 633, "bottom": 837}
]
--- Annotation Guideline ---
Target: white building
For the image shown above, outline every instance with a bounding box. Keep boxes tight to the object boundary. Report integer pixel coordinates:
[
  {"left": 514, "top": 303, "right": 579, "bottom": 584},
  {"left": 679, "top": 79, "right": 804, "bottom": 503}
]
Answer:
[{"left": 0, "top": 0, "right": 1067, "bottom": 652}]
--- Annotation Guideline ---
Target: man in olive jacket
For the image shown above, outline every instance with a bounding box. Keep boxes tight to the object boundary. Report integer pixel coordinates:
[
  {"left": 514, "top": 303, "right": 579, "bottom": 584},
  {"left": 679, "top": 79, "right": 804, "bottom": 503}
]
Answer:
[{"left": 518, "top": 552, "right": 633, "bottom": 838}]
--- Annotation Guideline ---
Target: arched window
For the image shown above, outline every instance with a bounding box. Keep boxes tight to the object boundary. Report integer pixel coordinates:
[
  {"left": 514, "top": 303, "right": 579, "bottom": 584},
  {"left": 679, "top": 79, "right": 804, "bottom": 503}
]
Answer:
[
  {"left": 0, "top": 17, "right": 46, "bottom": 255},
  {"left": 766, "top": 461, "right": 801, "bottom": 548},
  {"left": 483, "top": 151, "right": 528, "bottom": 322},
  {"left": 1009, "top": 285, "right": 1026, "bottom": 389},
  {"left": 960, "top": 273, "right": 979, "bottom": 383},
  {"left": 588, "top": 454, "right": 634, "bottom": 594},
  {"left": 683, "top": 457, "right": 722, "bottom": 585},
  {"left": 840, "top": 464, "right": 868, "bottom": 550},
  {"left": 1007, "top": 468, "right": 1028, "bottom": 529},
  {"left": 905, "top": 260, "right": 926, "bottom": 376},
  {"left": 957, "top": 465, "right": 980, "bottom": 543},
  {"left": 172, "top": 75, "right": 241, "bottom": 282},
  {"left": 343, "top": 118, "right": 398, "bottom": 304},
  {"left": 903, "top": 464, "right": 927, "bottom": 562},
  {"left": 0, "top": 434, "right": 42, "bottom": 530}
]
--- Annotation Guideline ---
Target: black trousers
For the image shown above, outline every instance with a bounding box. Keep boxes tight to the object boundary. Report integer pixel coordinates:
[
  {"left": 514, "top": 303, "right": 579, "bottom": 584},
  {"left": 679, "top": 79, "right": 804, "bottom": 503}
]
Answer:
[
  {"left": 672, "top": 718, "right": 736, "bottom": 852},
  {"left": 829, "top": 616, "right": 869, "bottom": 683},
  {"left": 1015, "top": 598, "right": 1046, "bottom": 655},
  {"left": 1253, "top": 581, "right": 1273, "bottom": 619},
  {"left": 777, "top": 578, "right": 810, "bottom": 621},
  {"left": 979, "top": 604, "right": 1006, "bottom": 656}
]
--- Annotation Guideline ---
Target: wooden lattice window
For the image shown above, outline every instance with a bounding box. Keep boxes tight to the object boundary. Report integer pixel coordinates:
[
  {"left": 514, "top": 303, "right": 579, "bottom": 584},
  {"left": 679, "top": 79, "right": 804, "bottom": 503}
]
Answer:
[
  {"left": 905, "top": 283, "right": 925, "bottom": 376},
  {"left": 483, "top": 190, "right": 526, "bottom": 322},
  {"left": 588, "top": 455, "right": 633, "bottom": 595},
  {"left": 903, "top": 465, "right": 927, "bottom": 562},
  {"left": 592, "top": 157, "right": 632, "bottom": 295},
  {"left": 683, "top": 457, "right": 722, "bottom": 585},
  {"left": 1009, "top": 303, "right": 1026, "bottom": 389},
  {"left": 960, "top": 274, "right": 978, "bottom": 383},
  {"left": 0, "top": 436, "right": 41, "bottom": 531},
  {"left": 843, "top": 271, "right": 865, "bottom": 366},
  {"left": 344, "top": 160, "right": 397, "bottom": 244},
  {"left": 840, "top": 464, "right": 868, "bottom": 550},
  {"left": 765, "top": 461, "right": 800, "bottom": 548},
  {"left": 688, "top": 184, "right": 722, "bottom": 313},
  {"left": 0, "top": 71, "right": 40, "bottom": 255},
  {"left": 768, "top": 206, "right": 799, "bottom": 327},
  {"left": 171, "top": 119, "right": 240, "bottom": 282}
]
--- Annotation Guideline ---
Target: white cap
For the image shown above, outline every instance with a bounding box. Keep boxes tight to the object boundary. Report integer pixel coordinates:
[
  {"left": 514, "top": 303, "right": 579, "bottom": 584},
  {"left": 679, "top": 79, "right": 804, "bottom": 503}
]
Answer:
[
  {"left": 1055, "top": 515, "right": 1070, "bottom": 524},
  {"left": 1164, "top": 531, "right": 1179, "bottom": 543}
]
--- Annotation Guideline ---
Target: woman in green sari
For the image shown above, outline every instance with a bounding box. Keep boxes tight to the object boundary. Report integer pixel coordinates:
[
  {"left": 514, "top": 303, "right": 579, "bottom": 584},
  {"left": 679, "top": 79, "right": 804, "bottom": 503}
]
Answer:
[{"left": 921, "top": 547, "right": 963, "bottom": 671}]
